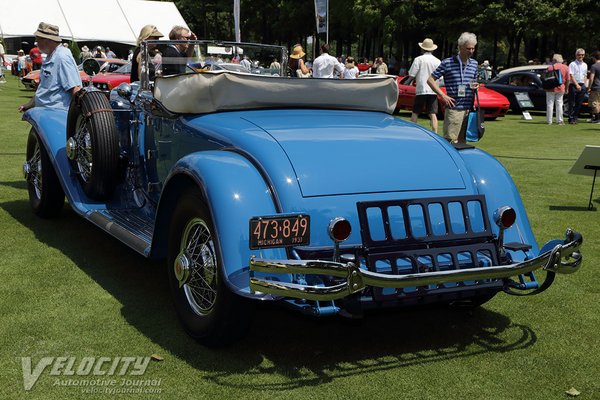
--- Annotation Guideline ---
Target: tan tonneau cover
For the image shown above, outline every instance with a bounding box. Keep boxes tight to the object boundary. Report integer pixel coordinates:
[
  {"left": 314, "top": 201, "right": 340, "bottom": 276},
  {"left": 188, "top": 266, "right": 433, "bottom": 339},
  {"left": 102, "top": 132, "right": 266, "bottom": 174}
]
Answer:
[{"left": 153, "top": 71, "right": 399, "bottom": 114}]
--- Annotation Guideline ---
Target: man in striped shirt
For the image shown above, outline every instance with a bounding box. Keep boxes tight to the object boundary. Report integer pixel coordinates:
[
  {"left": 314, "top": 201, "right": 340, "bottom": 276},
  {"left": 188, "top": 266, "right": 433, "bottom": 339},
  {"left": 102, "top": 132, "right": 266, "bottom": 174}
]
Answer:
[{"left": 427, "top": 32, "right": 479, "bottom": 144}]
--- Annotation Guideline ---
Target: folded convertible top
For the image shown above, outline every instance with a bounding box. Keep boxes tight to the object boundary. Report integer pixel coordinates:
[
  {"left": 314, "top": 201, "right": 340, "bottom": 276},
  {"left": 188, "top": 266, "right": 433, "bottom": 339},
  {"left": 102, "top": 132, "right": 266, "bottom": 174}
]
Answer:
[{"left": 153, "top": 71, "right": 399, "bottom": 115}]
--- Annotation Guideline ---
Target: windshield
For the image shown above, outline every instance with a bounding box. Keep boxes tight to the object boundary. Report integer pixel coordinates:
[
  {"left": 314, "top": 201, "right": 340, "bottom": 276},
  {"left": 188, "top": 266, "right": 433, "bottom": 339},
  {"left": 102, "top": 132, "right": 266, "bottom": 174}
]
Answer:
[
  {"left": 114, "top": 63, "right": 132, "bottom": 74},
  {"left": 138, "top": 40, "right": 288, "bottom": 87}
]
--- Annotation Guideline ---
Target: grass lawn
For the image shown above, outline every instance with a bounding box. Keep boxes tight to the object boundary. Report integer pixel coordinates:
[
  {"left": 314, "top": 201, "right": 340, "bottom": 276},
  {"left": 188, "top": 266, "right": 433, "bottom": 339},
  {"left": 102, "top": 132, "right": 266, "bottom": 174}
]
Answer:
[{"left": 1, "top": 74, "right": 599, "bottom": 400}]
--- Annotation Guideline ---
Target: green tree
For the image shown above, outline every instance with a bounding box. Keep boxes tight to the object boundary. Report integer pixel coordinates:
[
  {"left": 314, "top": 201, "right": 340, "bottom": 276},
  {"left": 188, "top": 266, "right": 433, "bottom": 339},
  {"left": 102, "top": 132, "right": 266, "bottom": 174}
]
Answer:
[{"left": 171, "top": 0, "right": 597, "bottom": 69}]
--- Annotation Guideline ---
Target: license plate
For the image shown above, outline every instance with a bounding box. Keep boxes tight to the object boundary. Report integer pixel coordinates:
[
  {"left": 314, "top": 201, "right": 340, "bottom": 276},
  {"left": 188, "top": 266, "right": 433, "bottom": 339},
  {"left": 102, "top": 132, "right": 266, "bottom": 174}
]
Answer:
[{"left": 249, "top": 215, "right": 310, "bottom": 249}]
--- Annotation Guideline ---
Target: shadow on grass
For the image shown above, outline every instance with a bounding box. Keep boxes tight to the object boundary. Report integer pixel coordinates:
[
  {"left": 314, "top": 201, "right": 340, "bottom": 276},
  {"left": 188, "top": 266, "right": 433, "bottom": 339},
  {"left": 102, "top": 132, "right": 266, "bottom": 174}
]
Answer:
[
  {"left": 494, "top": 154, "right": 575, "bottom": 161},
  {"left": 549, "top": 205, "right": 594, "bottom": 212},
  {"left": 1, "top": 198, "right": 537, "bottom": 390},
  {"left": 0, "top": 180, "right": 28, "bottom": 190}
]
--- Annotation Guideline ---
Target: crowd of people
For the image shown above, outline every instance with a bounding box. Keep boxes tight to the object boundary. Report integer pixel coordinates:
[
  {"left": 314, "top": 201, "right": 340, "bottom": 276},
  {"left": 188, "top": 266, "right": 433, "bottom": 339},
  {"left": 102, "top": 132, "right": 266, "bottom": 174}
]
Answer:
[
  {"left": 13, "top": 19, "right": 600, "bottom": 145},
  {"left": 286, "top": 43, "right": 391, "bottom": 79}
]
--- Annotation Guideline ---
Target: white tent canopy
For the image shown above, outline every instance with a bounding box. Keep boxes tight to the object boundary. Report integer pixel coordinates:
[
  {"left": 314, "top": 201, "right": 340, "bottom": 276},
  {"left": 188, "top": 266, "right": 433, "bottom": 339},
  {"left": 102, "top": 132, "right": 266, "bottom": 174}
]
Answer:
[{"left": 0, "top": 0, "right": 188, "bottom": 45}]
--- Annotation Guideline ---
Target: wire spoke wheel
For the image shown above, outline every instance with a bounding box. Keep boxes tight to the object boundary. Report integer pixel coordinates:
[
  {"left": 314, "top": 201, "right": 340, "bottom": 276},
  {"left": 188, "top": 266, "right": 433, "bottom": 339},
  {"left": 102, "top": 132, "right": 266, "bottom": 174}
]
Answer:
[
  {"left": 72, "top": 117, "right": 93, "bottom": 183},
  {"left": 180, "top": 218, "right": 218, "bottom": 315},
  {"left": 168, "top": 188, "right": 254, "bottom": 346},
  {"left": 28, "top": 140, "right": 43, "bottom": 198},
  {"left": 24, "top": 129, "right": 64, "bottom": 217}
]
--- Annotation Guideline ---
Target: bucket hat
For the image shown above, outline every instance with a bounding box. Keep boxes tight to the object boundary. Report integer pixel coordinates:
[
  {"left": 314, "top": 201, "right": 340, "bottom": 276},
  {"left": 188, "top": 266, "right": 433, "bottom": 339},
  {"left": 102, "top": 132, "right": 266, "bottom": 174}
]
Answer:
[
  {"left": 34, "top": 22, "right": 61, "bottom": 42},
  {"left": 137, "top": 25, "right": 164, "bottom": 45},
  {"left": 418, "top": 38, "right": 437, "bottom": 52}
]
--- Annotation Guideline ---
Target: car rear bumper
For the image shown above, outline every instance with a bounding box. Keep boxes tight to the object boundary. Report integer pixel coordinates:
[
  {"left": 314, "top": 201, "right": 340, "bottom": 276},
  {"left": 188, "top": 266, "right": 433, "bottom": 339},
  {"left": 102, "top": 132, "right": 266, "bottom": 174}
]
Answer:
[{"left": 249, "top": 229, "right": 582, "bottom": 301}]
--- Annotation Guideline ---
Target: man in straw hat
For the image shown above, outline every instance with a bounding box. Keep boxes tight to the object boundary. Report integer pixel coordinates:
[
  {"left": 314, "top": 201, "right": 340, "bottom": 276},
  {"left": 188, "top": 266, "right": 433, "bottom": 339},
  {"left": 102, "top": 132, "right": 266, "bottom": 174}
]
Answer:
[
  {"left": 408, "top": 38, "right": 441, "bottom": 133},
  {"left": 18, "top": 22, "right": 81, "bottom": 113},
  {"left": 80, "top": 45, "right": 92, "bottom": 62}
]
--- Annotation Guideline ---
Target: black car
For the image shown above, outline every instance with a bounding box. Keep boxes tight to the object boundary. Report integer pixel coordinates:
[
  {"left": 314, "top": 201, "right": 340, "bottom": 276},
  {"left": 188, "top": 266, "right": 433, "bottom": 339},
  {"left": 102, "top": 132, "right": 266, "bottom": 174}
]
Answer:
[{"left": 485, "top": 65, "right": 589, "bottom": 114}]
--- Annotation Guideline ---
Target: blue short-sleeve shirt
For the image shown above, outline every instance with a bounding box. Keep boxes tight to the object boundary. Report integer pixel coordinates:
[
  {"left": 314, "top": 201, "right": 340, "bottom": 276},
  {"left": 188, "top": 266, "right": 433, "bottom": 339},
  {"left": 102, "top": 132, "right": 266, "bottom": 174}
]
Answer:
[
  {"left": 35, "top": 45, "right": 82, "bottom": 109},
  {"left": 431, "top": 55, "right": 479, "bottom": 109}
]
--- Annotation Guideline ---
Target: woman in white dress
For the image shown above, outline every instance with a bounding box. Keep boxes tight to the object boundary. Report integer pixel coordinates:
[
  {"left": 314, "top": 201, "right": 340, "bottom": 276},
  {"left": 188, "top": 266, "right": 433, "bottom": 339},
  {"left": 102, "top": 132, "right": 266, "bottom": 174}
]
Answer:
[{"left": 342, "top": 56, "right": 359, "bottom": 79}]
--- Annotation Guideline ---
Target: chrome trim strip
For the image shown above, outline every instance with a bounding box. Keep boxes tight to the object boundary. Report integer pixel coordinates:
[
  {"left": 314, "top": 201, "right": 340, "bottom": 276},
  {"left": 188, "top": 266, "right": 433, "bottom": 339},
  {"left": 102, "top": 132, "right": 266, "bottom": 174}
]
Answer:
[{"left": 249, "top": 229, "right": 582, "bottom": 301}]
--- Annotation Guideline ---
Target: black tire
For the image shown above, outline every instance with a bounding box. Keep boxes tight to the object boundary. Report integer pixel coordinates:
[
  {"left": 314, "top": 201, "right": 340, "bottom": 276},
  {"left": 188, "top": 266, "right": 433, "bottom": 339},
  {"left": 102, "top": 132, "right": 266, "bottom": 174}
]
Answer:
[
  {"left": 66, "top": 90, "right": 119, "bottom": 199},
  {"left": 25, "top": 129, "right": 65, "bottom": 218},
  {"left": 167, "top": 187, "right": 254, "bottom": 346}
]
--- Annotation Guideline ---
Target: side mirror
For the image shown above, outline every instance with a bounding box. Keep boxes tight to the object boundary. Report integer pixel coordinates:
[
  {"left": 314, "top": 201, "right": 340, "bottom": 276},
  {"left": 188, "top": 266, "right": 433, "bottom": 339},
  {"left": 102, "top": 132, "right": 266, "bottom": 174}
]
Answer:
[{"left": 82, "top": 58, "right": 100, "bottom": 76}]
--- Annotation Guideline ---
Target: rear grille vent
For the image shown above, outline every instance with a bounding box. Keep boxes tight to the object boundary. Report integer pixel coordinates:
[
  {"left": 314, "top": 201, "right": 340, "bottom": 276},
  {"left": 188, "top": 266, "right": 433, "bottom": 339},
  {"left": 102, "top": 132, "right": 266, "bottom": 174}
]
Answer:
[{"left": 357, "top": 195, "right": 499, "bottom": 300}]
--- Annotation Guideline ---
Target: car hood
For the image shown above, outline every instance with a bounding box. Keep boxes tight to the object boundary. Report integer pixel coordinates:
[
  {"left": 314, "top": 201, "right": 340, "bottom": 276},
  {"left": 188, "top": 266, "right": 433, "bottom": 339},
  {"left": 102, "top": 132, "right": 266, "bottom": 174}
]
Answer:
[
  {"left": 91, "top": 73, "right": 129, "bottom": 83},
  {"left": 237, "top": 110, "right": 467, "bottom": 197}
]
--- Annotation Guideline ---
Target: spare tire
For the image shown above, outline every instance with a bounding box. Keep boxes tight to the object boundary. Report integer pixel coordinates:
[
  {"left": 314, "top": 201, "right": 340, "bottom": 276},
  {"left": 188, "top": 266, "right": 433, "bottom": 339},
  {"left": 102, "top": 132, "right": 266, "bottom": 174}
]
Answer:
[{"left": 66, "top": 90, "right": 119, "bottom": 199}]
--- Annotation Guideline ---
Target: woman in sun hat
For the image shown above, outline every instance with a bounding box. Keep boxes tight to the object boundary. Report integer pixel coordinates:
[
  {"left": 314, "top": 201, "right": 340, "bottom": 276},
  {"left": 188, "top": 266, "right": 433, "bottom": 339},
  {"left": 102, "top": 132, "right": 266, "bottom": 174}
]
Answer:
[
  {"left": 131, "top": 24, "right": 164, "bottom": 82},
  {"left": 288, "top": 44, "right": 311, "bottom": 77}
]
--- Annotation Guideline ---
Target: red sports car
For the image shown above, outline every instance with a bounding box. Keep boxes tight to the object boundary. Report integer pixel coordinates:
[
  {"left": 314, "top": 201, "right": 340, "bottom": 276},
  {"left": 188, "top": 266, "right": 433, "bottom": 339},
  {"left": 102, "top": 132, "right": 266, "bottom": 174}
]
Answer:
[
  {"left": 395, "top": 75, "right": 510, "bottom": 119},
  {"left": 90, "top": 62, "right": 131, "bottom": 93},
  {"left": 21, "top": 58, "right": 127, "bottom": 90}
]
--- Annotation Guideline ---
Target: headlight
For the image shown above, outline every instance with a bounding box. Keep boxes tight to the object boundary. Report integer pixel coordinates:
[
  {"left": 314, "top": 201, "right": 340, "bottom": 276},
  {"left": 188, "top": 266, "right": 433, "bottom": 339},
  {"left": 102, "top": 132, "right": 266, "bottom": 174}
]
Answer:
[{"left": 94, "top": 82, "right": 109, "bottom": 91}]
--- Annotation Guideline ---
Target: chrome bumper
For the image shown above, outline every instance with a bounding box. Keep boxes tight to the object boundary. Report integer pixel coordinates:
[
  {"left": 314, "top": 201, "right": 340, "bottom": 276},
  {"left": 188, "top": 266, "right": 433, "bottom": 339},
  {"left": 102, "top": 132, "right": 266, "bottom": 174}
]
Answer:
[{"left": 249, "top": 229, "right": 582, "bottom": 301}]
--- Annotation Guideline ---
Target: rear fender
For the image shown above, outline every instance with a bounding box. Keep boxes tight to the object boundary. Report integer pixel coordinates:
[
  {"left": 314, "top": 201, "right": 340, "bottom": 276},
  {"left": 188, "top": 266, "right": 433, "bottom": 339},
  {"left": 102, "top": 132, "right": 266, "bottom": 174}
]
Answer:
[
  {"left": 153, "top": 150, "right": 288, "bottom": 298},
  {"left": 459, "top": 148, "right": 539, "bottom": 259}
]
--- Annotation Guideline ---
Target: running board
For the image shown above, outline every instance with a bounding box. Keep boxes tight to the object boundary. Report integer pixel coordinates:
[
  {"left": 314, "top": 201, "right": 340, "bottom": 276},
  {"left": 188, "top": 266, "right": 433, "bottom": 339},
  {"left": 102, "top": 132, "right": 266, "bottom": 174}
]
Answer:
[{"left": 89, "top": 209, "right": 154, "bottom": 256}]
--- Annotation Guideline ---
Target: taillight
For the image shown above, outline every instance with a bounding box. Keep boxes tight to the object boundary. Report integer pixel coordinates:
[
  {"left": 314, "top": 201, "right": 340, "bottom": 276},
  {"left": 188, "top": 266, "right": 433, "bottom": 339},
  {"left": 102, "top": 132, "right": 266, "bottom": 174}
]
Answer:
[
  {"left": 328, "top": 217, "right": 351, "bottom": 242},
  {"left": 494, "top": 206, "right": 516, "bottom": 229}
]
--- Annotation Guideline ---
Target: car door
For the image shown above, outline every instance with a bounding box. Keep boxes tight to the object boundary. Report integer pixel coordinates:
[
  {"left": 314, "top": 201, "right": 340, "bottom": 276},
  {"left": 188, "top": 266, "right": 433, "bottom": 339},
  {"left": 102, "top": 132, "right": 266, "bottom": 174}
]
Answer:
[
  {"left": 502, "top": 72, "right": 543, "bottom": 112},
  {"left": 527, "top": 74, "right": 548, "bottom": 110}
]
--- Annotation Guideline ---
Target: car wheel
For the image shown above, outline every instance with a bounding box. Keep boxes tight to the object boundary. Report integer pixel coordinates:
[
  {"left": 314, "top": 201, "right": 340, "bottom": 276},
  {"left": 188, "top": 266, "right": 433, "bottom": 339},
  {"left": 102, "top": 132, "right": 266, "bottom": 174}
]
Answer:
[
  {"left": 167, "top": 187, "right": 254, "bottom": 346},
  {"left": 66, "top": 90, "right": 119, "bottom": 199},
  {"left": 24, "top": 129, "right": 65, "bottom": 218}
]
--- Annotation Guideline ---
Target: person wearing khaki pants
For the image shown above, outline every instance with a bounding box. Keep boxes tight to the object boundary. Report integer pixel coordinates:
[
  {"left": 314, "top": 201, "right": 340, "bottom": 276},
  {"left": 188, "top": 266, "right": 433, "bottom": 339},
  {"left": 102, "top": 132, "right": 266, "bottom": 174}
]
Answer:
[{"left": 427, "top": 32, "right": 480, "bottom": 144}]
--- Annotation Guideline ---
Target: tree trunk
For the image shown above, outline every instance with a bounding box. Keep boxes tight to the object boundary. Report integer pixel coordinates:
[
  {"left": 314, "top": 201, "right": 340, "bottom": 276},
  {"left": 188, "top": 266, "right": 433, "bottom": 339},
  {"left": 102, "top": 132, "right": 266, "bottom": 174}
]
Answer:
[
  {"left": 492, "top": 31, "right": 498, "bottom": 69},
  {"left": 506, "top": 33, "right": 514, "bottom": 68}
]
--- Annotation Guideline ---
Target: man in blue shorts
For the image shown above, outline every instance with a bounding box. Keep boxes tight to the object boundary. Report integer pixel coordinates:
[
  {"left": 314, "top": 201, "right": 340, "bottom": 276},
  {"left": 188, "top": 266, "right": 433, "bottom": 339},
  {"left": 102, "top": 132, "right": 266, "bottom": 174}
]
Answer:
[
  {"left": 427, "top": 32, "right": 479, "bottom": 144},
  {"left": 19, "top": 22, "right": 81, "bottom": 113}
]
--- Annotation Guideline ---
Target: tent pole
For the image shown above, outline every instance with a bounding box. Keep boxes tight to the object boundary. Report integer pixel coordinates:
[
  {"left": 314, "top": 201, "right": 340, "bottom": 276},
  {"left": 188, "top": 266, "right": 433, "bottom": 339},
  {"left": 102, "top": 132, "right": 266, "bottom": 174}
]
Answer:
[
  {"left": 56, "top": 0, "right": 75, "bottom": 43},
  {"left": 116, "top": 0, "right": 137, "bottom": 43}
]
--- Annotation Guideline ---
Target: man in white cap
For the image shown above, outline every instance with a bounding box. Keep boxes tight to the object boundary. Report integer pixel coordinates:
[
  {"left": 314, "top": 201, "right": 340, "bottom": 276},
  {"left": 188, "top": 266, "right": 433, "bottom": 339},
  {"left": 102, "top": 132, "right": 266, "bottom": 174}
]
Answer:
[
  {"left": 18, "top": 22, "right": 81, "bottom": 112},
  {"left": 408, "top": 38, "right": 441, "bottom": 132}
]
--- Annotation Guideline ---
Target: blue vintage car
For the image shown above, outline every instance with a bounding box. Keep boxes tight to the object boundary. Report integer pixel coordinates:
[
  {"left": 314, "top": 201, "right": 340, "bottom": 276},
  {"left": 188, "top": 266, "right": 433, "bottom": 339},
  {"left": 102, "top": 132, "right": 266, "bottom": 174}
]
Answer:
[{"left": 22, "top": 40, "right": 582, "bottom": 346}]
